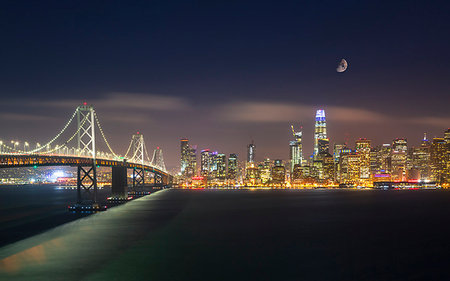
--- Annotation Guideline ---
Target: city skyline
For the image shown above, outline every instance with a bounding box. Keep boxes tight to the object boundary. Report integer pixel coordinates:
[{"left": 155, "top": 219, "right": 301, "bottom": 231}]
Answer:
[{"left": 176, "top": 108, "right": 449, "bottom": 188}]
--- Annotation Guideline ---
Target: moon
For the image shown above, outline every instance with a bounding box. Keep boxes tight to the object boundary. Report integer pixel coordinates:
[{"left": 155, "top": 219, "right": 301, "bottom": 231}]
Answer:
[{"left": 336, "top": 59, "right": 348, "bottom": 73}]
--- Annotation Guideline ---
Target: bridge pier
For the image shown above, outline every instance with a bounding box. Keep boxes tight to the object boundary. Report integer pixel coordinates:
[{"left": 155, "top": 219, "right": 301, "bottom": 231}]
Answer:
[
  {"left": 112, "top": 166, "right": 128, "bottom": 199},
  {"left": 77, "top": 164, "right": 98, "bottom": 203}
]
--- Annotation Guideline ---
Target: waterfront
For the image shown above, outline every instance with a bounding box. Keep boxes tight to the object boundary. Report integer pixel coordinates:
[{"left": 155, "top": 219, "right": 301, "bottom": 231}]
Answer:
[{"left": 1, "top": 188, "right": 450, "bottom": 280}]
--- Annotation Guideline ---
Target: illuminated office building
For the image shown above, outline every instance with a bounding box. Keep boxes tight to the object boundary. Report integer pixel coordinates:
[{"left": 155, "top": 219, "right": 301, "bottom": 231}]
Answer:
[
  {"left": 216, "top": 153, "right": 227, "bottom": 180},
  {"left": 356, "top": 138, "right": 371, "bottom": 179},
  {"left": 339, "top": 152, "right": 360, "bottom": 185},
  {"left": 333, "top": 143, "right": 346, "bottom": 163},
  {"left": 271, "top": 160, "right": 286, "bottom": 184},
  {"left": 431, "top": 138, "right": 447, "bottom": 183},
  {"left": 289, "top": 125, "right": 303, "bottom": 171},
  {"left": 247, "top": 141, "right": 256, "bottom": 163},
  {"left": 390, "top": 139, "right": 407, "bottom": 181},
  {"left": 227, "top": 154, "right": 238, "bottom": 180},
  {"left": 200, "top": 149, "right": 210, "bottom": 177},
  {"left": 380, "top": 144, "right": 392, "bottom": 173},
  {"left": 187, "top": 146, "right": 197, "bottom": 178},
  {"left": 313, "top": 109, "right": 328, "bottom": 158},
  {"left": 444, "top": 129, "right": 450, "bottom": 144},
  {"left": 322, "top": 153, "right": 335, "bottom": 182},
  {"left": 393, "top": 138, "right": 407, "bottom": 153},
  {"left": 180, "top": 138, "right": 189, "bottom": 175},
  {"left": 411, "top": 134, "right": 431, "bottom": 180},
  {"left": 209, "top": 151, "right": 219, "bottom": 178},
  {"left": 259, "top": 158, "right": 272, "bottom": 184}
]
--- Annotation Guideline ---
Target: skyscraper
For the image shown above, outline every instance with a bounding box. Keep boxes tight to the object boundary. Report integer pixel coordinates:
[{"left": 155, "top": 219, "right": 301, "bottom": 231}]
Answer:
[
  {"left": 313, "top": 109, "right": 328, "bottom": 158},
  {"left": 431, "top": 138, "right": 447, "bottom": 183},
  {"left": 216, "top": 153, "right": 227, "bottom": 180},
  {"left": 247, "top": 141, "right": 255, "bottom": 163},
  {"left": 391, "top": 138, "right": 407, "bottom": 181},
  {"left": 356, "top": 138, "right": 371, "bottom": 179},
  {"left": 200, "top": 149, "right": 210, "bottom": 177},
  {"left": 187, "top": 145, "right": 197, "bottom": 178},
  {"left": 227, "top": 154, "right": 238, "bottom": 180},
  {"left": 180, "top": 138, "right": 189, "bottom": 175},
  {"left": 290, "top": 125, "right": 303, "bottom": 172}
]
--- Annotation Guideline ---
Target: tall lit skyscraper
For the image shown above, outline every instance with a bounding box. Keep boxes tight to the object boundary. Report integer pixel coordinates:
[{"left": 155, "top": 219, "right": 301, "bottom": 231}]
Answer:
[
  {"left": 216, "top": 153, "right": 227, "bottom": 179},
  {"left": 187, "top": 145, "right": 197, "bottom": 178},
  {"left": 200, "top": 149, "right": 210, "bottom": 177},
  {"left": 227, "top": 154, "right": 238, "bottom": 180},
  {"left": 290, "top": 125, "right": 303, "bottom": 172},
  {"left": 356, "top": 138, "right": 371, "bottom": 179},
  {"left": 247, "top": 141, "right": 255, "bottom": 163},
  {"left": 313, "top": 109, "right": 328, "bottom": 158},
  {"left": 180, "top": 138, "right": 189, "bottom": 175}
]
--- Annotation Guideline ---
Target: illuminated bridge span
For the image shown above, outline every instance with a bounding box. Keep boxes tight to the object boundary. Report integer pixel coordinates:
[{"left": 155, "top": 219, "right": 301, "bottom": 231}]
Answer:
[{"left": 0, "top": 104, "right": 172, "bottom": 202}]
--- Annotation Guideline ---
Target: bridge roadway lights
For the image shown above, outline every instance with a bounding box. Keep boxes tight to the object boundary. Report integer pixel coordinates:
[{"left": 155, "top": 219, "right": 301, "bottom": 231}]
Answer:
[
  {"left": 77, "top": 164, "right": 98, "bottom": 203},
  {"left": 112, "top": 166, "right": 128, "bottom": 199}
]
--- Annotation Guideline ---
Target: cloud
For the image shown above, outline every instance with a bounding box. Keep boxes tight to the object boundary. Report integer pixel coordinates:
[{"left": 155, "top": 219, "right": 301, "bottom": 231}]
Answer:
[
  {"left": 34, "top": 92, "right": 190, "bottom": 111},
  {"left": 218, "top": 101, "right": 388, "bottom": 124},
  {"left": 0, "top": 113, "right": 57, "bottom": 122},
  {"left": 408, "top": 116, "right": 450, "bottom": 128}
]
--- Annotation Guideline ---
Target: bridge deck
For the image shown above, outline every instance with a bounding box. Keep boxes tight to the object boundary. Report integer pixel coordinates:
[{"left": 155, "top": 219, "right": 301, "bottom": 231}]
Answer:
[{"left": 0, "top": 154, "right": 168, "bottom": 176}]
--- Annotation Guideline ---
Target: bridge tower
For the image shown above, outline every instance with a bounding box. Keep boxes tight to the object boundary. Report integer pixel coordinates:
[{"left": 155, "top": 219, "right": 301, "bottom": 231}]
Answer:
[
  {"left": 151, "top": 147, "right": 166, "bottom": 171},
  {"left": 130, "top": 133, "right": 145, "bottom": 188},
  {"left": 75, "top": 105, "right": 98, "bottom": 203}
]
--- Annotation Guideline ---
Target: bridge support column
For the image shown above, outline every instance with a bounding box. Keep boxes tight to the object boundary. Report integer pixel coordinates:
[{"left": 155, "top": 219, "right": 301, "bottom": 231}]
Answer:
[
  {"left": 132, "top": 167, "right": 145, "bottom": 188},
  {"left": 154, "top": 173, "right": 163, "bottom": 188},
  {"left": 112, "top": 166, "right": 128, "bottom": 199},
  {"left": 77, "top": 164, "right": 98, "bottom": 203}
]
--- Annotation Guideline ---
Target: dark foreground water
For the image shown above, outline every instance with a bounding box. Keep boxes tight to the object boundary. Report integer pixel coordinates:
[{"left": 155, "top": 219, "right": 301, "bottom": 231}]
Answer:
[
  {"left": 1, "top": 189, "right": 450, "bottom": 280},
  {"left": 0, "top": 185, "right": 111, "bottom": 247}
]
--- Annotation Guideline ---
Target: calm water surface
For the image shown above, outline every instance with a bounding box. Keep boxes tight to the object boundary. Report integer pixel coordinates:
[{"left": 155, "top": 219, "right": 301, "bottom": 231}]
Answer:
[
  {"left": 1, "top": 188, "right": 450, "bottom": 280},
  {"left": 0, "top": 185, "right": 111, "bottom": 247}
]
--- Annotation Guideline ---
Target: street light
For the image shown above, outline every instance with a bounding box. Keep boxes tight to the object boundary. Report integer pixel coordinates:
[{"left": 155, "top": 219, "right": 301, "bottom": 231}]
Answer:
[{"left": 24, "top": 142, "right": 29, "bottom": 152}]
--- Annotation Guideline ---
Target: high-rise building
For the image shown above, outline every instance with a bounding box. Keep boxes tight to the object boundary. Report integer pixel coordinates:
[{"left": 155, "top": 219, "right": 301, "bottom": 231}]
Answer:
[
  {"left": 339, "top": 152, "right": 360, "bottom": 185},
  {"left": 209, "top": 151, "right": 219, "bottom": 178},
  {"left": 180, "top": 138, "right": 189, "bottom": 175},
  {"left": 258, "top": 158, "right": 272, "bottom": 184},
  {"left": 411, "top": 134, "right": 431, "bottom": 181},
  {"left": 391, "top": 138, "right": 407, "bottom": 181},
  {"left": 289, "top": 125, "right": 303, "bottom": 171},
  {"left": 444, "top": 129, "right": 450, "bottom": 144},
  {"left": 271, "top": 160, "right": 285, "bottom": 184},
  {"left": 393, "top": 138, "right": 407, "bottom": 153},
  {"left": 313, "top": 109, "right": 328, "bottom": 158},
  {"left": 333, "top": 143, "right": 346, "bottom": 163},
  {"left": 227, "top": 154, "right": 238, "bottom": 180},
  {"left": 247, "top": 141, "right": 255, "bottom": 163},
  {"left": 356, "top": 138, "right": 371, "bottom": 179},
  {"left": 187, "top": 146, "right": 197, "bottom": 178},
  {"left": 200, "top": 149, "right": 210, "bottom": 177},
  {"left": 431, "top": 138, "right": 447, "bottom": 183},
  {"left": 216, "top": 153, "right": 227, "bottom": 180}
]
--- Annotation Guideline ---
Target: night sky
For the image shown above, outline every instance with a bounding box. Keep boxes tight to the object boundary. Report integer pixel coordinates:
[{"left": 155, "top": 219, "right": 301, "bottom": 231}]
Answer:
[{"left": 1, "top": 0, "right": 450, "bottom": 172}]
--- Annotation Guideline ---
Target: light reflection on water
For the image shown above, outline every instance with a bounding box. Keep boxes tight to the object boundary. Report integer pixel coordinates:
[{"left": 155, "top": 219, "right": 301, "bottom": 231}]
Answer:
[
  {"left": 1, "top": 189, "right": 450, "bottom": 280},
  {"left": 0, "top": 189, "right": 182, "bottom": 280}
]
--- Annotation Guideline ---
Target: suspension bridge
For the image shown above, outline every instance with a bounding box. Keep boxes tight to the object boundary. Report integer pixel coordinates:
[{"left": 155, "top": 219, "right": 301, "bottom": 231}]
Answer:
[{"left": 0, "top": 103, "right": 172, "bottom": 204}]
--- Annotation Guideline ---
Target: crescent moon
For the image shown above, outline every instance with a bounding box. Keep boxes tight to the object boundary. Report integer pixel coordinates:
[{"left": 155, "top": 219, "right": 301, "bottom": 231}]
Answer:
[{"left": 336, "top": 59, "right": 348, "bottom": 73}]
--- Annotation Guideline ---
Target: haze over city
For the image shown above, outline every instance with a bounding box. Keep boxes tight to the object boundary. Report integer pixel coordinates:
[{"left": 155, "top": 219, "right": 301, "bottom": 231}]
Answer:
[{"left": 1, "top": 1, "right": 450, "bottom": 171}]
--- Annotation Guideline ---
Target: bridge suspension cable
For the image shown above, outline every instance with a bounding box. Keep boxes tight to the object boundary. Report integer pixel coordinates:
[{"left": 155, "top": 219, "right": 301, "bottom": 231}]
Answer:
[
  {"left": 93, "top": 111, "right": 120, "bottom": 159},
  {"left": 27, "top": 108, "right": 79, "bottom": 154}
]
